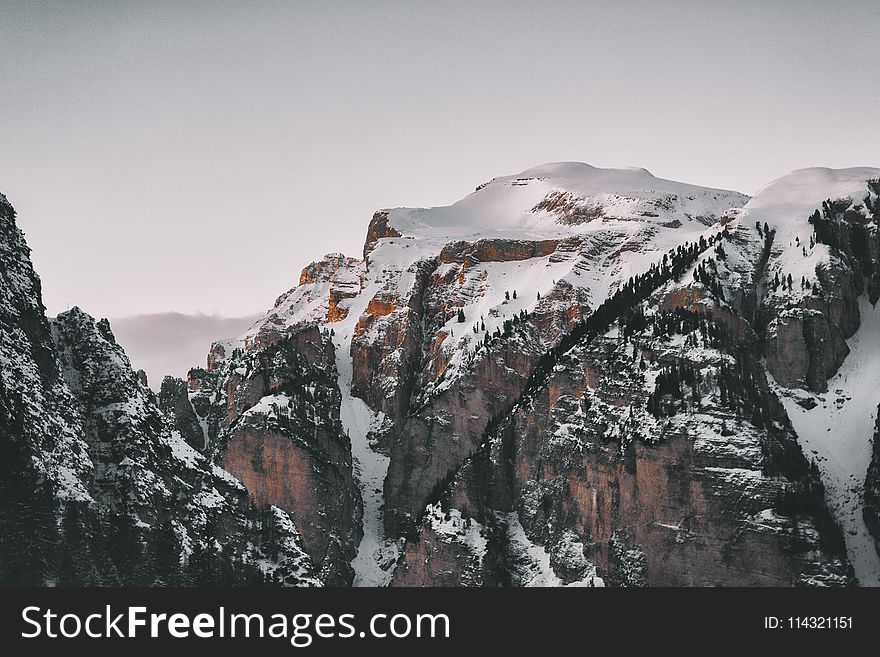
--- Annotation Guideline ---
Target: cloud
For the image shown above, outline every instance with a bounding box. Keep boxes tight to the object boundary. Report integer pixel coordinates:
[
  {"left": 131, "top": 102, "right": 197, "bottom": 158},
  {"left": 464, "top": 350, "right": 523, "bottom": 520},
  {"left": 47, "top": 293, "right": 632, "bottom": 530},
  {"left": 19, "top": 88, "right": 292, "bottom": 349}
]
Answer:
[{"left": 109, "top": 312, "right": 261, "bottom": 390}]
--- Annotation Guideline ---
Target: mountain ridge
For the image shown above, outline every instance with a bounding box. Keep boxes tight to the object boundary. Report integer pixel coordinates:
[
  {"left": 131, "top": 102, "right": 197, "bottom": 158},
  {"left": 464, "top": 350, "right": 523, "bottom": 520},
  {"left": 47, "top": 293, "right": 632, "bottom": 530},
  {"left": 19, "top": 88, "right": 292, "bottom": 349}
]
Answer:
[
  {"left": 184, "top": 162, "right": 879, "bottom": 586},
  {"left": 3, "top": 161, "right": 880, "bottom": 586}
]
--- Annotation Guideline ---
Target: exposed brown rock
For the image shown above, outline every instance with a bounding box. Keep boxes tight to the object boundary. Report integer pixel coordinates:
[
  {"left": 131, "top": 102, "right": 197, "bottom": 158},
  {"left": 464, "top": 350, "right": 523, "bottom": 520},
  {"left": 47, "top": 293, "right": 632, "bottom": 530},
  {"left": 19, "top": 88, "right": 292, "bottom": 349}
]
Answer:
[
  {"left": 363, "top": 210, "right": 401, "bottom": 260},
  {"left": 382, "top": 277, "right": 592, "bottom": 536},
  {"left": 199, "top": 324, "right": 363, "bottom": 584},
  {"left": 221, "top": 424, "right": 360, "bottom": 585},
  {"left": 764, "top": 303, "right": 851, "bottom": 392},
  {"left": 390, "top": 523, "right": 487, "bottom": 587},
  {"left": 294, "top": 253, "right": 362, "bottom": 323},
  {"left": 207, "top": 342, "right": 227, "bottom": 372},
  {"left": 531, "top": 190, "right": 605, "bottom": 225},
  {"left": 439, "top": 238, "right": 560, "bottom": 264}
]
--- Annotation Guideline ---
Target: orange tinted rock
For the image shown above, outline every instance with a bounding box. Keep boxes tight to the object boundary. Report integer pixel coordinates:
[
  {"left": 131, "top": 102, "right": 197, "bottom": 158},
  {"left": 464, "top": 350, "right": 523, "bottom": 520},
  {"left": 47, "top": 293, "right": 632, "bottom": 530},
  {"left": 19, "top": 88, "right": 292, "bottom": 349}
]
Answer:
[
  {"left": 363, "top": 210, "right": 402, "bottom": 260},
  {"left": 294, "top": 254, "right": 362, "bottom": 324},
  {"left": 391, "top": 524, "right": 485, "bottom": 587},
  {"left": 220, "top": 422, "right": 361, "bottom": 586},
  {"left": 327, "top": 293, "right": 349, "bottom": 322},
  {"left": 207, "top": 342, "right": 226, "bottom": 372},
  {"left": 439, "top": 238, "right": 560, "bottom": 264},
  {"left": 659, "top": 286, "right": 710, "bottom": 314},
  {"left": 365, "top": 296, "right": 398, "bottom": 320},
  {"left": 221, "top": 429, "right": 320, "bottom": 542}
]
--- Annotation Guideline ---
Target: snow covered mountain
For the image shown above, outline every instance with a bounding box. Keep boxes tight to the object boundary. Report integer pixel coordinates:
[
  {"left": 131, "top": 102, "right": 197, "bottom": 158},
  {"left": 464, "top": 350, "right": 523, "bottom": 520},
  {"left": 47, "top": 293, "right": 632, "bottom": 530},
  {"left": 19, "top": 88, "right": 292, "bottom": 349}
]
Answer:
[
  {"left": 739, "top": 167, "right": 880, "bottom": 584},
  {"left": 174, "top": 163, "right": 879, "bottom": 586},
  {"left": 4, "top": 161, "right": 880, "bottom": 587}
]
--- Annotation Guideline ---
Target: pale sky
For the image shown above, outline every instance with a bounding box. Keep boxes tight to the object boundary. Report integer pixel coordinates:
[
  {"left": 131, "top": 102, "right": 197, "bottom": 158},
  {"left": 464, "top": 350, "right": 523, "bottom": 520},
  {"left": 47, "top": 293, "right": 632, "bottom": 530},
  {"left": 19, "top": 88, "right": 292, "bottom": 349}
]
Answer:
[{"left": 1, "top": 1, "right": 878, "bottom": 318}]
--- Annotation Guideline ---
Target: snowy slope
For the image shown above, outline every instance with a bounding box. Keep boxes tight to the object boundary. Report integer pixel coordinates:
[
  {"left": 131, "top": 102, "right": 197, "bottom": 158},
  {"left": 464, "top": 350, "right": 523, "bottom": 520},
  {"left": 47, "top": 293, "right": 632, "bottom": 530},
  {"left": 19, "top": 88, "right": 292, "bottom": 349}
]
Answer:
[
  {"left": 224, "top": 163, "right": 751, "bottom": 413},
  {"left": 745, "top": 167, "right": 880, "bottom": 585},
  {"left": 387, "top": 162, "right": 748, "bottom": 239},
  {"left": 240, "top": 163, "right": 749, "bottom": 392},
  {"left": 773, "top": 296, "right": 880, "bottom": 586},
  {"left": 744, "top": 167, "right": 880, "bottom": 297},
  {"left": 499, "top": 512, "right": 604, "bottom": 587},
  {"left": 329, "top": 278, "right": 402, "bottom": 587},
  {"left": 244, "top": 163, "right": 749, "bottom": 337}
]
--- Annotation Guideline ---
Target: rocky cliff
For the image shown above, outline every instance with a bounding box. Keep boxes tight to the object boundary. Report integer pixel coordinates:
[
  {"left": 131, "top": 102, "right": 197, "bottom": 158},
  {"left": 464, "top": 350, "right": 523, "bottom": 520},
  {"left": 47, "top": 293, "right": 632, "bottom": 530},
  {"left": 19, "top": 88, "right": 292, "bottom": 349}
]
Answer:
[
  {"left": 5, "top": 162, "right": 880, "bottom": 587},
  {"left": 189, "top": 323, "right": 363, "bottom": 585},
  {"left": 864, "top": 404, "right": 880, "bottom": 555},
  {"left": 0, "top": 193, "right": 320, "bottom": 586},
  {"left": 191, "top": 163, "right": 880, "bottom": 586}
]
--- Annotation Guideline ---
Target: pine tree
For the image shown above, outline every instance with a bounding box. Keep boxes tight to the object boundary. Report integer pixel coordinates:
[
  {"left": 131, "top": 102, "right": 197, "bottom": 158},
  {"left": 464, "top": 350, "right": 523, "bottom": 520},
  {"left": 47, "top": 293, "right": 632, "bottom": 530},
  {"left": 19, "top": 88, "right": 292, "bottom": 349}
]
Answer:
[
  {"left": 58, "top": 503, "right": 101, "bottom": 586},
  {"left": 153, "top": 518, "right": 184, "bottom": 586},
  {"left": 188, "top": 540, "right": 218, "bottom": 586},
  {"left": 0, "top": 394, "right": 62, "bottom": 586},
  {"left": 105, "top": 511, "right": 140, "bottom": 584}
]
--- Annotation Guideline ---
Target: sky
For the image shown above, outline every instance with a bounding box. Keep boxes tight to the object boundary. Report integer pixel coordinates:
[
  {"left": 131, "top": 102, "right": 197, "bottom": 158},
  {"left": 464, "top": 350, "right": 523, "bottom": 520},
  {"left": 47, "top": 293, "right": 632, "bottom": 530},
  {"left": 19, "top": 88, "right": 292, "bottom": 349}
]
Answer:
[
  {"left": 1, "top": 0, "right": 879, "bottom": 319},
  {"left": 108, "top": 312, "right": 260, "bottom": 388}
]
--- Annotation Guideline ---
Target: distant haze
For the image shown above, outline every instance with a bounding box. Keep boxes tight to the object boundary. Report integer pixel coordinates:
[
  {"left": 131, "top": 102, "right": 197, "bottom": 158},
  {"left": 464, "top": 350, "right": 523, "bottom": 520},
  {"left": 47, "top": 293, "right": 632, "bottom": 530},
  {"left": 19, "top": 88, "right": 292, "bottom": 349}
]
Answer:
[
  {"left": 1, "top": 1, "right": 878, "bottom": 320},
  {"left": 109, "top": 312, "right": 261, "bottom": 389}
]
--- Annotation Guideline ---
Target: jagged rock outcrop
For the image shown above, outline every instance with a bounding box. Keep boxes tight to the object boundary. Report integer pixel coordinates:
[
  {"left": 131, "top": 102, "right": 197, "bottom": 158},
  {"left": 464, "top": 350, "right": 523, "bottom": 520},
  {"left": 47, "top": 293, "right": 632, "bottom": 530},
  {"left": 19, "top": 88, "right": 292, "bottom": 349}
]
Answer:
[
  {"left": 762, "top": 257, "right": 862, "bottom": 392},
  {"left": 364, "top": 210, "right": 401, "bottom": 260},
  {"left": 158, "top": 375, "right": 205, "bottom": 450},
  {"left": 390, "top": 272, "right": 852, "bottom": 586},
  {"left": 382, "top": 321, "right": 577, "bottom": 536},
  {"left": 391, "top": 505, "right": 494, "bottom": 586},
  {"left": 201, "top": 164, "right": 880, "bottom": 586},
  {"left": 502, "top": 332, "right": 845, "bottom": 586},
  {"left": 757, "top": 172, "right": 880, "bottom": 392},
  {"left": 183, "top": 323, "right": 363, "bottom": 585},
  {"left": 0, "top": 193, "right": 320, "bottom": 586},
  {"left": 0, "top": 193, "right": 93, "bottom": 584},
  {"left": 864, "top": 404, "right": 880, "bottom": 552},
  {"left": 350, "top": 259, "right": 434, "bottom": 432}
]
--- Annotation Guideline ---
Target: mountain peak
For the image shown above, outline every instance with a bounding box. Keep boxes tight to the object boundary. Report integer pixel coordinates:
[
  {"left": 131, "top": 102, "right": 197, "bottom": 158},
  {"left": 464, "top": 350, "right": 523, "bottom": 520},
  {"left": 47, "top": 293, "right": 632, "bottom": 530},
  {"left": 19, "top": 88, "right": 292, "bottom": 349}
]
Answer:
[
  {"left": 516, "top": 161, "right": 654, "bottom": 179},
  {"left": 746, "top": 166, "right": 880, "bottom": 227},
  {"left": 376, "top": 162, "right": 748, "bottom": 247}
]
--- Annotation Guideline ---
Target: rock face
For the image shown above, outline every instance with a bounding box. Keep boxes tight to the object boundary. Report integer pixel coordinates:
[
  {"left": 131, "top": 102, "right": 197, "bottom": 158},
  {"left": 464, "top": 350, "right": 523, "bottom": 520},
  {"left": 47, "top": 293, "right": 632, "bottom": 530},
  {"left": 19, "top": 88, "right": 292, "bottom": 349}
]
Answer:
[
  {"left": 183, "top": 323, "right": 363, "bottom": 585},
  {"left": 864, "top": 404, "right": 880, "bottom": 552},
  {"left": 158, "top": 375, "right": 204, "bottom": 450},
  {"left": 389, "top": 268, "right": 852, "bottom": 586},
  {"left": 757, "top": 175, "right": 880, "bottom": 392},
  {"left": 206, "top": 163, "right": 880, "bottom": 586},
  {"left": 350, "top": 259, "right": 434, "bottom": 431},
  {"left": 501, "top": 333, "right": 844, "bottom": 586},
  {"left": 364, "top": 210, "right": 402, "bottom": 260}
]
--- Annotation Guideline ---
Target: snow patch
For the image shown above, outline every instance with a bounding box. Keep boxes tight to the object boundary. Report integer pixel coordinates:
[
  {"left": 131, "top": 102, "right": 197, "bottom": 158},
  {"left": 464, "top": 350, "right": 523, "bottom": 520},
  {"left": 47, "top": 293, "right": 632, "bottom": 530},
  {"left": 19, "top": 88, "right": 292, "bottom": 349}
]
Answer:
[
  {"left": 331, "top": 281, "right": 402, "bottom": 587},
  {"left": 500, "top": 512, "right": 603, "bottom": 587},
  {"left": 773, "top": 296, "right": 880, "bottom": 586}
]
